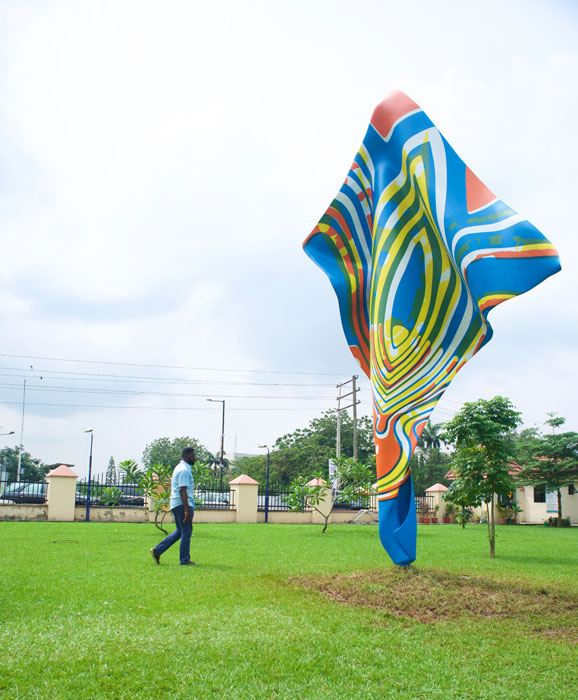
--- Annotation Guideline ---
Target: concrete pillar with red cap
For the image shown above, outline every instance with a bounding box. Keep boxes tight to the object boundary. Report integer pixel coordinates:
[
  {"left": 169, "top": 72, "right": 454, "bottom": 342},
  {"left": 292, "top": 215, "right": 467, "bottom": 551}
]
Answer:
[
  {"left": 229, "top": 474, "right": 259, "bottom": 523},
  {"left": 425, "top": 482, "right": 449, "bottom": 522},
  {"left": 46, "top": 465, "right": 78, "bottom": 522}
]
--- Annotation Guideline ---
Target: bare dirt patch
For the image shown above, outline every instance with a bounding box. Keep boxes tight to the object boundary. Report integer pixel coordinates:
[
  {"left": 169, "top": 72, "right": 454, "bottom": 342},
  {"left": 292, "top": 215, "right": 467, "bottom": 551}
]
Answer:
[
  {"left": 293, "top": 568, "right": 578, "bottom": 625},
  {"left": 531, "top": 626, "right": 578, "bottom": 643}
]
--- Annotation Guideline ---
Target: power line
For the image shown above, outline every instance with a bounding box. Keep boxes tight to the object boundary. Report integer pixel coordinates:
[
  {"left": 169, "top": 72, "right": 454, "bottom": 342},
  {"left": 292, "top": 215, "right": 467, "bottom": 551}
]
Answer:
[
  {"left": 0, "top": 400, "right": 332, "bottom": 412},
  {"left": 0, "top": 367, "right": 335, "bottom": 388},
  {"left": 0, "top": 382, "right": 333, "bottom": 400},
  {"left": 0, "top": 353, "right": 349, "bottom": 377}
]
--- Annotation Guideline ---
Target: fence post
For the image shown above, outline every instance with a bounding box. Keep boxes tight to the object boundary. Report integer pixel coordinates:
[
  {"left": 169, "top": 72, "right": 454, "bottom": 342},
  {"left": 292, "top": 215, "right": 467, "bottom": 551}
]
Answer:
[
  {"left": 229, "top": 474, "right": 259, "bottom": 523},
  {"left": 46, "top": 465, "right": 78, "bottom": 522}
]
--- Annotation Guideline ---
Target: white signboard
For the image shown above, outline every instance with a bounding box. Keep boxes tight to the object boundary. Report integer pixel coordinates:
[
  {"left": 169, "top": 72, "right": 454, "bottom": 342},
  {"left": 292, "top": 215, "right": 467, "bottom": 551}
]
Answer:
[
  {"left": 328, "top": 459, "right": 337, "bottom": 488},
  {"left": 546, "top": 490, "right": 558, "bottom": 513}
]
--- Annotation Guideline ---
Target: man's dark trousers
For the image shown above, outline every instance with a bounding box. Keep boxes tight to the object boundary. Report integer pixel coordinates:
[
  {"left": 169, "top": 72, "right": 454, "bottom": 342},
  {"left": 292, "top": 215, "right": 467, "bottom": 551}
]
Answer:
[{"left": 154, "top": 504, "right": 193, "bottom": 564}]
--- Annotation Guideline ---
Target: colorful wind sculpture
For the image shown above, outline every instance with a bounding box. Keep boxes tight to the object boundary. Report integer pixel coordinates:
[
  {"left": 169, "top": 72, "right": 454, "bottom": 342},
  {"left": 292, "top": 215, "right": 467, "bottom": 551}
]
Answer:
[{"left": 304, "top": 90, "right": 560, "bottom": 566}]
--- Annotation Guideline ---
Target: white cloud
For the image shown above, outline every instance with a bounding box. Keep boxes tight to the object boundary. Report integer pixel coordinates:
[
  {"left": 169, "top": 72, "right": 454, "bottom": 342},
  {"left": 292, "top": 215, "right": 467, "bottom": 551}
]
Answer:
[{"left": 0, "top": 0, "right": 576, "bottom": 474}]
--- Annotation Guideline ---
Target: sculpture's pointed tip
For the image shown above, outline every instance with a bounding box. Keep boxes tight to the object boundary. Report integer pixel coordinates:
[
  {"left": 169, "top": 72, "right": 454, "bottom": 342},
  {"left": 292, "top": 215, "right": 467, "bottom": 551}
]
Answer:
[{"left": 370, "top": 91, "right": 421, "bottom": 140}]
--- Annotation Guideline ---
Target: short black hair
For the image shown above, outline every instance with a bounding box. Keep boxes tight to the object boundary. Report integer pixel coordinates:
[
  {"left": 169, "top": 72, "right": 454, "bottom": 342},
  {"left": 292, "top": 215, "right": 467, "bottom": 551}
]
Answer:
[{"left": 182, "top": 447, "right": 196, "bottom": 459}]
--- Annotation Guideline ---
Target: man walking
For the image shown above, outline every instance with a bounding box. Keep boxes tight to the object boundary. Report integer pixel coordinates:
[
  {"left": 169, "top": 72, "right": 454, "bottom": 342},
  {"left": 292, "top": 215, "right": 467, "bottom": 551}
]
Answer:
[{"left": 150, "top": 447, "right": 196, "bottom": 566}]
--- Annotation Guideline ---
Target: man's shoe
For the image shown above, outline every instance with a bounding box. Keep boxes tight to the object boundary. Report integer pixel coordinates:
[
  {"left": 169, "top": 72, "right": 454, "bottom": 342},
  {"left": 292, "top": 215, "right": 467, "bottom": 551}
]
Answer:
[
  {"left": 150, "top": 548, "right": 160, "bottom": 564},
  {"left": 181, "top": 561, "right": 196, "bottom": 566}
]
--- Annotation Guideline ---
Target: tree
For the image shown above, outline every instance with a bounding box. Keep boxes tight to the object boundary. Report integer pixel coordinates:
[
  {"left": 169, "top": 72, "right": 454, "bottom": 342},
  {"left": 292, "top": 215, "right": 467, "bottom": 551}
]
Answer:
[
  {"left": 518, "top": 423, "right": 578, "bottom": 526},
  {"left": 142, "top": 437, "right": 212, "bottom": 471},
  {"left": 287, "top": 457, "right": 376, "bottom": 533},
  {"left": 106, "top": 457, "right": 117, "bottom": 485},
  {"left": 232, "top": 411, "right": 375, "bottom": 485},
  {"left": 232, "top": 454, "right": 270, "bottom": 484},
  {"left": 545, "top": 412, "right": 566, "bottom": 434},
  {"left": 442, "top": 396, "right": 521, "bottom": 557},
  {"left": 512, "top": 426, "right": 541, "bottom": 465},
  {"left": 0, "top": 446, "right": 47, "bottom": 483},
  {"left": 420, "top": 420, "right": 443, "bottom": 449}
]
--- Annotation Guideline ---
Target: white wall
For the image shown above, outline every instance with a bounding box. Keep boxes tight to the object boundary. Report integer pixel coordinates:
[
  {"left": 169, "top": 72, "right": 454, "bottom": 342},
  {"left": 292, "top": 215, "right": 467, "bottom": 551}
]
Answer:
[{"left": 517, "top": 483, "right": 578, "bottom": 524}]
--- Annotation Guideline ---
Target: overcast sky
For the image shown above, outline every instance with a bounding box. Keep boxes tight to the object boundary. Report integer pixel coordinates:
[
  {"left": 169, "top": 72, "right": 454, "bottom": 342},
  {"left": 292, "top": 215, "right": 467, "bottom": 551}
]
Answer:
[{"left": 0, "top": 0, "right": 576, "bottom": 478}]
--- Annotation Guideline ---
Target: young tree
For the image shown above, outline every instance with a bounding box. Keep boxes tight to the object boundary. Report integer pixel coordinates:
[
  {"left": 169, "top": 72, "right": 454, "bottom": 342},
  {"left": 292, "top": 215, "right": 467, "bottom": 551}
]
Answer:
[
  {"left": 287, "top": 457, "right": 376, "bottom": 533},
  {"left": 519, "top": 424, "right": 578, "bottom": 526},
  {"left": 442, "top": 396, "right": 521, "bottom": 557}
]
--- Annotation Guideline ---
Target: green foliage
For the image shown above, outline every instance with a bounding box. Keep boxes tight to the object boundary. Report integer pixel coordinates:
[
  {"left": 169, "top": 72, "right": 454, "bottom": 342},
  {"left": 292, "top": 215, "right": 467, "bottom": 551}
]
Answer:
[
  {"left": 233, "top": 410, "right": 375, "bottom": 485},
  {"left": 412, "top": 447, "right": 451, "bottom": 494},
  {"left": 442, "top": 396, "right": 521, "bottom": 554},
  {"left": 512, "top": 427, "right": 542, "bottom": 464},
  {"left": 420, "top": 420, "right": 443, "bottom": 449},
  {"left": 100, "top": 486, "right": 123, "bottom": 507},
  {"left": 117, "top": 459, "right": 141, "bottom": 482},
  {"left": 545, "top": 516, "right": 571, "bottom": 528},
  {"left": 441, "top": 499, "right": 455, "bottom": 521},
  {"left": 407, "top": 421, "right": 452, "bottom": 494},
  {"left": 142, "top": 436, "right": 212, "bottom": 470},
  {"left": 0, "top": 446, "right": 47, "bottom": 482},
  {"left": 454, "top": 506, "right": 474, "bottom": 528},
  {"left": 545, "top": 412, "right": 566, "bottom": 433},
  {"left": 287, "top": 457, "right": 376, "bottom": 533},
  {"left": 233, "top": 454, "right": 270, "bottom": 484},
  {"left": 286, "top": 474, "right": 323, "bottom": 512}
]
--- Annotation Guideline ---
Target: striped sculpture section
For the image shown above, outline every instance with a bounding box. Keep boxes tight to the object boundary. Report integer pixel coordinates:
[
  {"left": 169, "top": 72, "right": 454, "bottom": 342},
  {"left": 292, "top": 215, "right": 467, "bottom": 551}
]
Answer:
[{"left": 304, "top": 90, "right": 560, "bottom": 566}]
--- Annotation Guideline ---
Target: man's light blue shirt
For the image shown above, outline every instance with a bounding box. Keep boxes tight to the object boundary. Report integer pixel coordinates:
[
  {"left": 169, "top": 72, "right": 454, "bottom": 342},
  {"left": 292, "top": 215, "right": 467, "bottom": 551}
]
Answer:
[{"left": 169, "top": 461, "right": 195, "bottom": 510}]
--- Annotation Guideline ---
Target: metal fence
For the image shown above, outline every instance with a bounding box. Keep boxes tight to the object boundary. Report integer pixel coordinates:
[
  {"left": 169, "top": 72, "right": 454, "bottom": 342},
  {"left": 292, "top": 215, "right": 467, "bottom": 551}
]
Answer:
[
  {"left": 195, "top": 478, "right": 235, "bottom": 510},
  {"left": 414, "top": 493, "right": 435, "bottom": 514},
  {"left": 0, "top": 476, "right": 47, "bottom": 505},
  {"left": 332, "top": 489, "right": 378, "bottom": 511},
  {"left": 257, "top": 483, "right": 305, "bottom": 511},
  {"left": 75, "top": 474, "right": 236, "bottom": 510},
  {"left": 257, "top": 484, "right": 381, "bottom": 512},
  {"left": 77, "top": 473, "right": 145, "bottom": 508}
]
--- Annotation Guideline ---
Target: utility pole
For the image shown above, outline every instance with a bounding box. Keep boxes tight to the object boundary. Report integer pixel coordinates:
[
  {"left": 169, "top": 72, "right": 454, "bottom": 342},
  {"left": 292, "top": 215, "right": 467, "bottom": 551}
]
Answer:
[
  {"left": 335, "top": 376, "right": 361, "bottom": 459},
  {"left": 16, "top": 379, "right": 26, "bottom": 482}
]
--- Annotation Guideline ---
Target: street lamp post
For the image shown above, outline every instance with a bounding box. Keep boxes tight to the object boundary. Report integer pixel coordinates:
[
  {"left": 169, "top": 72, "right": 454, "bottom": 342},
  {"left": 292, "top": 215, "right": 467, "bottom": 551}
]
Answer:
[
  {"left": 258, "top": 444, "right": 270, "bottom": 523},
  {"left": 84, "top": 429, "right": 94, "bottom": 522},
  {"left": 206, "top": 399, "right": 226, "bottom": 487}
]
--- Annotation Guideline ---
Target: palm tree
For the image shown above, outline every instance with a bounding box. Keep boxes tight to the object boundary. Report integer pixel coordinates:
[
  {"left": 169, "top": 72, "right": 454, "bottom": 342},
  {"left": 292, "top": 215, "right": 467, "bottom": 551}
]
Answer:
[{"left": 420, "top": 420, "right": 443, "bottom": 449}]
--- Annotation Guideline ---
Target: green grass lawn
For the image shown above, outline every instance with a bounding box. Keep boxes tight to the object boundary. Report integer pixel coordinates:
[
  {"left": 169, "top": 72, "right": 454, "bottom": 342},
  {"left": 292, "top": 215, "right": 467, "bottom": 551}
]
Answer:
[{"left": 1, "top": 521, "right": 576, "bottom": 699}]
